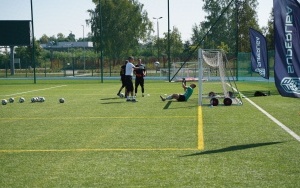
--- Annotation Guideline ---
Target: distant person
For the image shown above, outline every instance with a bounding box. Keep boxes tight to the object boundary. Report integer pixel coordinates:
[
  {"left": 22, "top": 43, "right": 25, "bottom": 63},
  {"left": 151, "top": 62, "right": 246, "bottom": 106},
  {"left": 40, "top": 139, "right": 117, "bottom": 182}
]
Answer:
[
  {"left": 117, "top": 60, "right": 128, "bottom": 97},
  {"left": 134, "top": 58, "right": 147, "bottom": 97},
  {"left": 160, "top": 81, "right": 196, "bottom": 102}
]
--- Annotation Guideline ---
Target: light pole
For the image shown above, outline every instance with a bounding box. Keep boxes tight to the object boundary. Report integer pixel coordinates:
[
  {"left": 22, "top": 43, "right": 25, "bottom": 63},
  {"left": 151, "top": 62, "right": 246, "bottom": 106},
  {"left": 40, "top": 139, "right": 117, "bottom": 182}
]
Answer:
[
  {"left": 81, "top": 25, "right": 86, "bottom": 71},
  {"left": 153, "top": 17, "right": 163, "bottom": 62}
]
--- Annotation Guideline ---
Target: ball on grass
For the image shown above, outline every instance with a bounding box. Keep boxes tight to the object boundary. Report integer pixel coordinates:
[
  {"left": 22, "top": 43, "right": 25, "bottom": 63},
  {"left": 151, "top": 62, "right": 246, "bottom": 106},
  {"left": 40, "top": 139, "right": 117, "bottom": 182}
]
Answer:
[
  {"left": 38, "top": 97, "right": 45, "bottom": 102},
  {"left": 19, "top": 97, "right": 25, "bottom": 103},
  {"left": 119, "top": 93, "right": 125, "bottom": 98},
  {"left": 9, "top": 97, "right": 15, "bottom": 103},
  {"left": 31, "top": 97, "right": 38, "bottom": 103},
  {"left": 2, "top": 99, "right": 8, "bottom": 105},
  {"left": 59, "top": 98, "right": 65, "bottom": 103}
]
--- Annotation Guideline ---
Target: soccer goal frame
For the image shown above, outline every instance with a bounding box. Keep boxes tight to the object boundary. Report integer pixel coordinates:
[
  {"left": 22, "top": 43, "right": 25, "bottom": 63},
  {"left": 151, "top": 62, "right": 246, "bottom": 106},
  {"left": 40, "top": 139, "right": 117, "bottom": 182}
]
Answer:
[{"left": 198, "top": 49, "right": 243, "bottom": 106}]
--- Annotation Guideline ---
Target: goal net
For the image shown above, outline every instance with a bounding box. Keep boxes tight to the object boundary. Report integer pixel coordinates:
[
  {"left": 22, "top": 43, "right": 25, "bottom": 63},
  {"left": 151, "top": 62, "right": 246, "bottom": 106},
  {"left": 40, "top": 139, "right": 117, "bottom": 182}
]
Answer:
[
  {"left": 160, "top": 62, "right": 198, "bottom": 81},
  {"left": 198, "top": 49, "right": 243, "bottom": 106}
]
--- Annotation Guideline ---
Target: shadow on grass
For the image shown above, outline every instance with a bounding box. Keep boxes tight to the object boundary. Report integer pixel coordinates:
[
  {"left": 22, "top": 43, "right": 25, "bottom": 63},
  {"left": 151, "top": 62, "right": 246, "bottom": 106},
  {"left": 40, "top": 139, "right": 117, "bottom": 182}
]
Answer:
[
  {"left": 100, "top": 97, "right": 119, "bottom": 100},
  {"left": 100, "top": 97, "right": 125, "bottom": 104},
  {"left": 163, "top": 101, "right": 196, "bottom": 110},
  {"left": 163, "top": 101, "right": 172, "bottom": 109},
  {"left": 101, "top": 101, "right": 124, "bottom": 104},
  {"left": 181, "top": 142, "right": 284, "bottom": 157}
]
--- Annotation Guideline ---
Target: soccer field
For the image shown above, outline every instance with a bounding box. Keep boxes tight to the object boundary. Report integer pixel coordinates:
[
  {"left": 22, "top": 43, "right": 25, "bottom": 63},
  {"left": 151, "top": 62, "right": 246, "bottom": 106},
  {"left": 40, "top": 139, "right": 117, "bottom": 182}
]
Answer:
[{"left": 0, "top": 79, "right": 299, "bottom": 187}]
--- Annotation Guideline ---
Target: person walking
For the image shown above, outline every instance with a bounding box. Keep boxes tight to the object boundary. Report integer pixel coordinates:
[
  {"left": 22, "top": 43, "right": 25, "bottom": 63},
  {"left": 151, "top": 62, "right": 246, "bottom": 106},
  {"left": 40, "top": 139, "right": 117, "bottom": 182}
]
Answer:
[{"left": 134, "top": 58, "right": 147, "bottom": 97}]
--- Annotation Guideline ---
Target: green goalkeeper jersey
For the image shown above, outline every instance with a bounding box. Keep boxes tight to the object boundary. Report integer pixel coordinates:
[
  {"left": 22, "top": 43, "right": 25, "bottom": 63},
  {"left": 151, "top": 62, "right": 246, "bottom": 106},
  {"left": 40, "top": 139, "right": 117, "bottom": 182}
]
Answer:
[{"left": 183, "top": 87, "right": 194, "bottom": 101}]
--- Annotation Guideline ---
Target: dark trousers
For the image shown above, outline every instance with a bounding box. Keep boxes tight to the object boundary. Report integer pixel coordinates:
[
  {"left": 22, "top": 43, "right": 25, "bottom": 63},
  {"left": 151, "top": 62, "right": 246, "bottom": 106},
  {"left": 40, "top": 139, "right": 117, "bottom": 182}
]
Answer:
[{"left": 135, "top": 77, "right": 144, "bottom": 93}]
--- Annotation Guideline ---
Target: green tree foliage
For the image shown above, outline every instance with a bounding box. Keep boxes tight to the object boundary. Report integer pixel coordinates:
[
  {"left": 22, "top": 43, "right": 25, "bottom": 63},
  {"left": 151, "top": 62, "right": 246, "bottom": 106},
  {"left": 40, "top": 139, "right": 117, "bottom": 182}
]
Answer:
[
  {"left": 237, "top": 0, "right": 260, "bottom": 52},
  {"left": 192, "top": 0, "right": 261, "bottom": 53},
  {"left": 0, "top": 48, "right": 10, "bottom": 69},
  {"left": 40, "top": 34, "right": 49, "bottom": 44},
  {"left": 263, "top": 8, "right": 274, "bottom": 50},
  {"left": 14, "top": 39, "right": 43, "bottom": 68},
  {"left": 160, "top": 27, "right": 184, "bottom": 63},
  {"left": 87, "top": 0, "right": 152, "bottom": 66}
]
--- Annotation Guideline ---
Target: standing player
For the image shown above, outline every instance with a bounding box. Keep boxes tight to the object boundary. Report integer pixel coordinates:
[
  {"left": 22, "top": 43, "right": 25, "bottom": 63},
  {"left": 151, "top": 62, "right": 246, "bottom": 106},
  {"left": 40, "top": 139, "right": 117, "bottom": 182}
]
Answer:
[
  {"left": 117, "top": 60, "right": 128, "bottom": 97},
  {"left": 125, "top": 56, "right": 142, "bottom": 102},
  {"left": 134, "top": 58, "right": 147, "bottom": 97}
]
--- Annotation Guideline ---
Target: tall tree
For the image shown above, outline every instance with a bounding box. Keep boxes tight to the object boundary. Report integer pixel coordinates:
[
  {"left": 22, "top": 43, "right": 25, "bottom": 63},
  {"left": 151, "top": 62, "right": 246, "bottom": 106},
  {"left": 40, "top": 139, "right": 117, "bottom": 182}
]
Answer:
[
  {"left": 39, "top": 34, "right": 49, "bottom": 44},
  {"left": 263, "top": 8, "right": 274, "bottom": 50},
  {"left": 161, "top": 27, "right": 184, "bottom": 63},
  {"left": 87, "top": 0, "right": 152, "bottom": 66},
  {"left": 237, "top": 0, "right": 260, "bottom": 52},
  {"left": 192, "top": 0, "right": 260, "bottom": 53}
]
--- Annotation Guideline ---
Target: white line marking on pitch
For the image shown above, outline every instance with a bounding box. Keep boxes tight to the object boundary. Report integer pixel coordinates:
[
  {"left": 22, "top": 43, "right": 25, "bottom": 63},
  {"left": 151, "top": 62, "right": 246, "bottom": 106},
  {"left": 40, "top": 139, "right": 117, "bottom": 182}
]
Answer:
[
  {"left": 5, "top": 85, "right": 67, "bottom": 97},
  {"left": 229, "top": 84, "right": 300, "bottom": 142},
  {"left": 243, "top": 96, "right": 300, "bottom": 142}
]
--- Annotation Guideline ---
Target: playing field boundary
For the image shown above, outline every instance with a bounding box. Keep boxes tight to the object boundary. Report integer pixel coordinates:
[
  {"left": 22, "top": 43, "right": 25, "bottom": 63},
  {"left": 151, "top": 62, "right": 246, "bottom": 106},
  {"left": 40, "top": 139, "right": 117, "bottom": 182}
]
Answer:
[
  {"left": 4, "top": 85, "right": 67, "bottom": 97},
  {"left": 243, "top": 96, "right": 300, "bottom": 142},
  {"left": 226, "top": 83, "right": 300, "bottom": 142}
]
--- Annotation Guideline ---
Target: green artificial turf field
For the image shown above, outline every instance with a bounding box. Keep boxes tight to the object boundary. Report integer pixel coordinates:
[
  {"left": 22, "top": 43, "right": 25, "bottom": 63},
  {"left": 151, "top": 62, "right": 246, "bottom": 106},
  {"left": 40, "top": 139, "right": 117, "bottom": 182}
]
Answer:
[{"left": 0, "top": 79, "right": 299, "bottom": 187}]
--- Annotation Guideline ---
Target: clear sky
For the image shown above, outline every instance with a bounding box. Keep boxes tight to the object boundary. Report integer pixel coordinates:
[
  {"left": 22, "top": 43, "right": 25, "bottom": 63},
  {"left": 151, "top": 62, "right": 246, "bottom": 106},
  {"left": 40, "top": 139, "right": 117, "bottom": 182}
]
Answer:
[{"left": 0, "top": 0, "right": 273, "bottom": 42}]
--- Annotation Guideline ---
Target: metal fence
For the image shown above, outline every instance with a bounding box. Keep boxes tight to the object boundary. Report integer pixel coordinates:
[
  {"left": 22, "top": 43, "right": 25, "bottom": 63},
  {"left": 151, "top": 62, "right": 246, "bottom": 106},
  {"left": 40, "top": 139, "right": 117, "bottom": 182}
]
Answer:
[{"left": 0, "top": 51, "right": 275, "bottom": 81}]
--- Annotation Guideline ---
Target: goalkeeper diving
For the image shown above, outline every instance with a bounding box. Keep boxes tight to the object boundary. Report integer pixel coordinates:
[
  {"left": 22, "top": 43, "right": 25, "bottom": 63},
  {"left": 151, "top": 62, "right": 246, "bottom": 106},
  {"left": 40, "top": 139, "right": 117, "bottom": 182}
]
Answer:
[{"left": 160, "top": 79, "right": 196, "bottom": 102}]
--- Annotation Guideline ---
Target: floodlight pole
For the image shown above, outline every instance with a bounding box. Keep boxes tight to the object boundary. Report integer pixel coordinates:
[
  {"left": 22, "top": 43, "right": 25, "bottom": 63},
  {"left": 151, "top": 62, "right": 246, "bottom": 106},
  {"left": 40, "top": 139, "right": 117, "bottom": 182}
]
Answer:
[
  {"left": 99, "top": 0, "right": 104, "bottom": 83},
  {"left": 167, "top": 0, "right": 171, "bottom": 82},
  {"left": 81, "top": 24, "right": 86, "bottom": 71},
  {"left": 30, "top": 0, "right": 36, "bottom": 83},
  {"left": 235, "top": 0, "right": 240, "bottom": 81},
  {"left": 153, "top": 17, "right": 163, "bottom": 64}
]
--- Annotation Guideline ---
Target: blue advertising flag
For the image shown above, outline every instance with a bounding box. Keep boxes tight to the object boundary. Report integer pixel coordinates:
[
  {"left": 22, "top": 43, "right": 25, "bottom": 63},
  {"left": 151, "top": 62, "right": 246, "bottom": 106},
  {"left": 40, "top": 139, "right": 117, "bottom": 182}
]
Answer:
[
  {"left": 249, "top": 28, "right": 269, "bottom": 79},
  {"left": 274, "top": 0, "right": 300, "bottom": 98}
]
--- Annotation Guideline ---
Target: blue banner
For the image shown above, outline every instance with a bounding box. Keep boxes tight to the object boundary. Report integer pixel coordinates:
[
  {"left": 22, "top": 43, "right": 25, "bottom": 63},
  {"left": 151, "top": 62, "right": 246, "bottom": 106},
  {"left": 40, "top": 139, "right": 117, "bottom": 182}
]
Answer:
[
  {"left": 249, "top": 28, "right": 269, "bottom": 79},
  {"left": 274, "top": 0, "right": 300, "bottom": 98}
]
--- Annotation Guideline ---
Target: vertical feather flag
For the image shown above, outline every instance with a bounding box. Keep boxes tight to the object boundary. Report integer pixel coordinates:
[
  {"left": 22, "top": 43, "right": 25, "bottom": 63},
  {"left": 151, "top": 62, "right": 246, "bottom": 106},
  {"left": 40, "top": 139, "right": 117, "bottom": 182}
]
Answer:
[
  {"left": 249, "top": 28, "right": 269, "bottom": 79},
  {"left": 274, "top": 0, "right": 300, "bottom": 98}
]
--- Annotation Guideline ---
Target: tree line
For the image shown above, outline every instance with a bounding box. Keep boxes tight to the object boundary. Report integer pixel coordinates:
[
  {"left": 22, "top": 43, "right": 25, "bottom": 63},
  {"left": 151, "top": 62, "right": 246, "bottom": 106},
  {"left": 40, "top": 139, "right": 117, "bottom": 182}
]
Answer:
[{"left": 0, "top": 0, "right": 273, "bottom": 71}]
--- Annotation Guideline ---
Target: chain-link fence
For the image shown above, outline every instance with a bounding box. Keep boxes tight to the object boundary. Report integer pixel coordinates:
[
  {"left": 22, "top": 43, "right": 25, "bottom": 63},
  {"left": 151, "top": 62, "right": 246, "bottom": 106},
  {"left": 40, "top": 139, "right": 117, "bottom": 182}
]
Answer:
[{"left": 0, "top": 51, "right": 275, "bottom": 81}]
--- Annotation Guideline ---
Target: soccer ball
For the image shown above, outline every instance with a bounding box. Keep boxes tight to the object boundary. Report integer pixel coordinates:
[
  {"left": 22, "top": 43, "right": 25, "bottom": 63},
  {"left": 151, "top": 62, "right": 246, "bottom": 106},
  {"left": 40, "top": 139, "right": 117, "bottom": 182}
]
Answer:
[
  {"left": 9, "top": 97, "right": 15, "bottom": 103},
  {"left": 31, "top": 97, "right": 38, "bottom": 103},
  {"left": 38, "top": 97, "right": 45, "bottom": 102},
  {"left": 19, "top": 97, "right": 25, "bottom": 103},
  {"left": 59, "top": 98, "right": 65, "bottom": 103},
  {"left": 119, "top": 93, "right": 125, "bottom": 98},
  {"left": 2, "top": 99, "right": 8, "bottom": 105}
]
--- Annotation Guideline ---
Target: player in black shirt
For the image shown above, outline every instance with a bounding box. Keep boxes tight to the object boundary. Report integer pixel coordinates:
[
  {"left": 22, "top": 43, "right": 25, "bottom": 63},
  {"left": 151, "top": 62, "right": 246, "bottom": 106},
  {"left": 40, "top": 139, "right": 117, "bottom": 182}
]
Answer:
[
  {"left": 117, "top": 60, "right": 128, "bottom": 97},
  {"left": 134, "top": 59, "right": 147, "bottom": 97}
]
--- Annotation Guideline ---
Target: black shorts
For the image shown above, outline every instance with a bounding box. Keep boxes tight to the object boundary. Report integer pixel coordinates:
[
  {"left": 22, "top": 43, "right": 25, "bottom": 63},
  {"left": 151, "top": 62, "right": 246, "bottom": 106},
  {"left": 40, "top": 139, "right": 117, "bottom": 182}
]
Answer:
[
  {"left": 125, "top": 75, "right": 133, "bottom": 92},
  {"left": 177, "top": 94, "right": 186, "bottom": 102}
]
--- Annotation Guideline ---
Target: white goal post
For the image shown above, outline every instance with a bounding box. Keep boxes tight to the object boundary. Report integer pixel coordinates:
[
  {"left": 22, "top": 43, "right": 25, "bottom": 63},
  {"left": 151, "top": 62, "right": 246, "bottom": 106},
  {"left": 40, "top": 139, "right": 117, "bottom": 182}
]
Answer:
[{"left": 198, "top": 49, "right": 243, "bottom": 106}]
